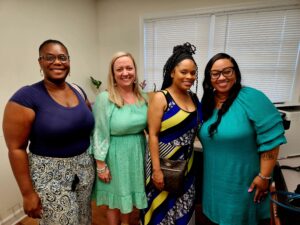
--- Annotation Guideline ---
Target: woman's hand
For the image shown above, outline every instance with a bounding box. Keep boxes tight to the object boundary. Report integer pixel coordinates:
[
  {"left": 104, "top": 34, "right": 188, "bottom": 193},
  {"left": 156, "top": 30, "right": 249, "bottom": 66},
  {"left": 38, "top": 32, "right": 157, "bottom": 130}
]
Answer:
[
  {"left": 152, "top": 169, "right": 164, "bottom": 191},
  {"left": 23, "top": 191, "right": 43, "bottom": 218},
  {"left": 97, "top": 167, "right": 111, "bottom": 183},
  {"left": 248, "top": 175, "right": 270, "bottom": 203},
  {"left": 96, "top": 161, "right": 111, "bottom": 183},
  {"left": 248, "top": 147, "right": 279, "bottom": 203}
]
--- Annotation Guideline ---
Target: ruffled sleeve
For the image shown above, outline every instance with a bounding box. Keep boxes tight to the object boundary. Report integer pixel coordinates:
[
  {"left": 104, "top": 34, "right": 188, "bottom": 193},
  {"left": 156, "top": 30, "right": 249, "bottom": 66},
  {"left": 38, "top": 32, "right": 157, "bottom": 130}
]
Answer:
[
  {"left": 237, "top": 87, "right": 287, "bottom": 152},
  {"left": 89, "top": 91, "right": 114, "bottom": 161}
]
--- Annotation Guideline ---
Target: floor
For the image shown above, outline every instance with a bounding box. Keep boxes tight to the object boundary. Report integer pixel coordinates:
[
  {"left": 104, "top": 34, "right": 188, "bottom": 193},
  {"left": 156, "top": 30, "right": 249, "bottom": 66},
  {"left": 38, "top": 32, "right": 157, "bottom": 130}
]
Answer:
[
  {"left": 16, "top": 202, "right": 210, "bottom": 225},
  {"left": 15, "top": 201, "right": 139, "bottom": 225}
]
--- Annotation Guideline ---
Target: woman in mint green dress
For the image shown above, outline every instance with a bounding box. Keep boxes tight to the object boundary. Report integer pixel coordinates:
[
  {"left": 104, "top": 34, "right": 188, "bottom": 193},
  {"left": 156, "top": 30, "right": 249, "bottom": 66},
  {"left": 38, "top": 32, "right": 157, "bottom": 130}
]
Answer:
[
  {"left": 199, "top": 53, "right": 286, "bottom": 225},
  {"left": 90, "top": 52, "right": 148, "bottom": 225}
]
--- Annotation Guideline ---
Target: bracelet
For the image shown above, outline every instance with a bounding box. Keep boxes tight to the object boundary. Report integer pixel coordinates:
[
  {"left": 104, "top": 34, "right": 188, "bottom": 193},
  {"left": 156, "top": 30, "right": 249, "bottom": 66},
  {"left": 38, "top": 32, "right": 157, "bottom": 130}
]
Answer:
[
  {"left": 258, "top": 173, "right": 272, "bottom": 180},
  {"left": 97, "top": 165, "right": 107, "bottom": 174}
]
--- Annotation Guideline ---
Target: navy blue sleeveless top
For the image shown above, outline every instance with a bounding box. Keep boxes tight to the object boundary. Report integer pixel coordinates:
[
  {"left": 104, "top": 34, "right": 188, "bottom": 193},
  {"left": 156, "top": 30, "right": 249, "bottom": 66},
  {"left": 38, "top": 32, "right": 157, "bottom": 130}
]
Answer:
[{"left": 10, "top": 81, "right": 95, "bottom": 157}]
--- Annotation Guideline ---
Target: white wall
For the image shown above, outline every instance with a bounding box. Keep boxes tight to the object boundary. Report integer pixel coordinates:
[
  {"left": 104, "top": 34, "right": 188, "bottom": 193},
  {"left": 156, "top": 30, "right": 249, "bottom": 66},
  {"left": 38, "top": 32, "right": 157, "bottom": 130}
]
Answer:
[
  {"left": 0, "top": 0, "right": 99, "bottom": 222},
  {"left": 0, "top": 0, "right": 299, "bottom": 223},
  {"left": 96, "top": 0, "right": 300, "bottom": 158},
  {"left": 95, "top": 0, "right": 300, "bottom": 89}
]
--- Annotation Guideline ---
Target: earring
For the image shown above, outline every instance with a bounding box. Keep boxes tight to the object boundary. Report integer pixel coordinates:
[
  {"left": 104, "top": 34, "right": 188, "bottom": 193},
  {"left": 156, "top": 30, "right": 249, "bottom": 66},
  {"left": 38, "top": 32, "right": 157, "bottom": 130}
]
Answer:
[{"left": 40, "top": 69, "right": 44, "bottom": 77}]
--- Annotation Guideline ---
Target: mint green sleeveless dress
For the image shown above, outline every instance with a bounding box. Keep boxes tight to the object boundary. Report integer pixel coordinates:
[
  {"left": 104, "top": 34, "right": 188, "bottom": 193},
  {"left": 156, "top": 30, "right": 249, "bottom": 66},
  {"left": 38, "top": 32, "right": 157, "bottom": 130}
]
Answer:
[{"left": 90, "top": 91, "right": 148, "bottom": 213}]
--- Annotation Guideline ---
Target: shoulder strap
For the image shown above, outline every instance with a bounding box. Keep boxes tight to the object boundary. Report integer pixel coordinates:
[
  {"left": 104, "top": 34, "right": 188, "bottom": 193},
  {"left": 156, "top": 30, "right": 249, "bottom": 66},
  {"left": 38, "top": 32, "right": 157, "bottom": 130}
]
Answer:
[
  {"left": 160, "top": 90, "right": 172, "bottom": 102},
  {"left": 71, "top": 83, "right": 87, "bottom": 101},
  {"left": 191, "top": 92, "right": 202, "bottom": 124}
]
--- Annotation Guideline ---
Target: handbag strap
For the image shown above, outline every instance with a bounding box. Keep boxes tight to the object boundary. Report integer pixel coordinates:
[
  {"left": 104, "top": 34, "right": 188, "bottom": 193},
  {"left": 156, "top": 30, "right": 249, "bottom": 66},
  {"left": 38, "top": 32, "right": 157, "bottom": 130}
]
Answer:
[
  {"left": 186, "top": 92, "right": 201, "bottom": 159},
  {"left": 191, "top": 92, "right": 201, "bottom": 126},
  {"left": 71, "top": 83, "right": 87, "bottom": 101}
]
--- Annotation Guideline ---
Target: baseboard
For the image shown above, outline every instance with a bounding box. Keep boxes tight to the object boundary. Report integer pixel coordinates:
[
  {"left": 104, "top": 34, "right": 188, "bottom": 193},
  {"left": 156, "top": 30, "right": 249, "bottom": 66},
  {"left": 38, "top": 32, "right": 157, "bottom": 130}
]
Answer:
[{"left": 0, "top": 208, "right": 26, "bottom": 225}]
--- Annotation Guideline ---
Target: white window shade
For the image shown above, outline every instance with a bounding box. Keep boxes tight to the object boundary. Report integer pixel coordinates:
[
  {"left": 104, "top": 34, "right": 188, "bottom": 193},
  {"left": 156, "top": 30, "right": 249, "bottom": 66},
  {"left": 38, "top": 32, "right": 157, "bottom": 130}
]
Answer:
[
  {"left": 213, "top": 9, "right": 300, "bottom": 103},
  {"left": 144, "top": 15, "right": 211, "bottom": 96},
  {"left": 143, "top": 6, "right": 300, "bottom": 103}
]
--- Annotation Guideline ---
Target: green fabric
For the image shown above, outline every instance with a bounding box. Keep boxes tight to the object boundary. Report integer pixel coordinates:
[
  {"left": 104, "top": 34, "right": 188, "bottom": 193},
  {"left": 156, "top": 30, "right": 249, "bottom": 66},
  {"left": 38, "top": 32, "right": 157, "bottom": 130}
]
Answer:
[
  {"left": 90, "top": 91, "right": 148, "bottom": 213},
  {"left": 199, "top": 87, "right": 286, "bottom": 225}
]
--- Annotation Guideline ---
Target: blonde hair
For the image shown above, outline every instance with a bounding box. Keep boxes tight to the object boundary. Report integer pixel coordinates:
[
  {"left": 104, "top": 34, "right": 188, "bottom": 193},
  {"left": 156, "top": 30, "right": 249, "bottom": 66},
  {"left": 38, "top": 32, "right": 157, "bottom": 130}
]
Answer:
[{"left": 107, "top": 51, "right": 145, "bottom": 107}]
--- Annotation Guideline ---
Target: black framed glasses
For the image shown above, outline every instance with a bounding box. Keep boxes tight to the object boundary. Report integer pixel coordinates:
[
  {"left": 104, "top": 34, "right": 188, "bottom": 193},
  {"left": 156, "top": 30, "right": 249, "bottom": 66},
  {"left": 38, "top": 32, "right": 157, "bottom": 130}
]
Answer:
[
  {"left": 210, "top": 67, "right": 234, "bottom": 79},
  {"left": 39, "top": 54, "right": 70, "bottom": 63}
]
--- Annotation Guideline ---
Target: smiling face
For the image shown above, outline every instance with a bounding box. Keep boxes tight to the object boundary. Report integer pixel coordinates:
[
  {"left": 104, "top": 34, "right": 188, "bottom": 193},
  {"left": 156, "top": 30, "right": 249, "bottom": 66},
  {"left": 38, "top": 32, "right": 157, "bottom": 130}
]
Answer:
[
  {"left": 113, "top": 56, "right": 136, "bottom": 89},
  {"left": 210, "top": 58, "right": 236, "bottom": 96},
  {"left": 171, "top": 59, "right": 196, "bottom": 91},
  {"left": 38, "top": 43, "right": 70, "bottom": 83}
]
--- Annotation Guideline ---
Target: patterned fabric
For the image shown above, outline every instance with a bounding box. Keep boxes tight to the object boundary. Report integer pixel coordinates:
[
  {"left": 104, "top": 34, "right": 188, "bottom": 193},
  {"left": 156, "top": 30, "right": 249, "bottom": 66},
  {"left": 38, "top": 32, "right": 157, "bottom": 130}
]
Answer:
[
  {"left": 29, "top": 151, "right": 95, "bottom": 225},
  {"left": 142, "top": 90, "right": 202, "bottom": 225}
]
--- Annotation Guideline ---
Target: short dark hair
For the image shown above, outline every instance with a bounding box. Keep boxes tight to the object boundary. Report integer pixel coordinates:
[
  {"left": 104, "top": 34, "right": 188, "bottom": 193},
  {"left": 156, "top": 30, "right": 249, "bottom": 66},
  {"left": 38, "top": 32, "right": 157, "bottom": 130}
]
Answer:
[
  {"left": 39, "top": 39, "right": 69, "bottom": 56},
  {"left": 161, "top": 42, "right": 198, "bottom": 93}
]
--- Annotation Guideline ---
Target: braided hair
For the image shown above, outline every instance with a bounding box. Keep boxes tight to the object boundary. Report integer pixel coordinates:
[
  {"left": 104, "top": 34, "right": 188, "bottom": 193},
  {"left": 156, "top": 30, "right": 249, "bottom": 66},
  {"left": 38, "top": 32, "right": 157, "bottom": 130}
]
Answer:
[
  {"left": 201, "top": 53, "right": 242, "bottom": 137},
  {"left": 161, "top": 42, "right": 198, "bottom": 93}
]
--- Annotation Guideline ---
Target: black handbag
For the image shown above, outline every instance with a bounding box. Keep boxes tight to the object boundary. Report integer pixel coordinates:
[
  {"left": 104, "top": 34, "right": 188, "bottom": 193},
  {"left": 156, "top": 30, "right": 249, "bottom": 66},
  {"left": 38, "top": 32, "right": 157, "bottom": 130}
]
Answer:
[{"left": 159, "top": 157, "right": 187, "bottom": 196}]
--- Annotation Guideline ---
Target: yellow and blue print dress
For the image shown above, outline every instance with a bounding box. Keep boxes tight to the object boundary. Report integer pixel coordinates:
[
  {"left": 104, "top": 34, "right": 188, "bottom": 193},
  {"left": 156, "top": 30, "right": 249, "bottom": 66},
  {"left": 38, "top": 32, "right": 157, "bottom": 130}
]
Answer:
[{"left": 142, "top": 90, "right": 202, "bottom": 225}]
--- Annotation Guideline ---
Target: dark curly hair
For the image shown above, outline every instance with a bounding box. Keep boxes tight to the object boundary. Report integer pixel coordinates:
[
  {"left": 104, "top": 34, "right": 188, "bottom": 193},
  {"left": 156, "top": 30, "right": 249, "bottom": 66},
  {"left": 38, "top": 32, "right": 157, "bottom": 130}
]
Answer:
[
  {"left": 201, "top": 53, "right": 242, "bottom": 137},
  {"left": 161, "top": 42, "right": 198, "bottom": 93}
]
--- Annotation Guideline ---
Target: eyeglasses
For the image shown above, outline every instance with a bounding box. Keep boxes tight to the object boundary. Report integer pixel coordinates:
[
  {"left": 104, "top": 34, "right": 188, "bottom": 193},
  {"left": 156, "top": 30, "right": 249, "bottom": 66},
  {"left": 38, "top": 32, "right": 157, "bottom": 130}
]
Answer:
[
  {"left": 210, "top": 67, "right": 234, "bottom": 79},
  {"left": 39, "top": 54, "right": 70, "bottom": 63}
]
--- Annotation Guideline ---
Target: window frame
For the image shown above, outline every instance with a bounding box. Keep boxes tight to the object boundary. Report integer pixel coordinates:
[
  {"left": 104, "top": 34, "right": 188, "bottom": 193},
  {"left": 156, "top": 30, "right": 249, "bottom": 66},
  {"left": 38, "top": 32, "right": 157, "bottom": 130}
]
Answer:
[{"left": 140, "top": 0, "right": 300, "bottom": 105}]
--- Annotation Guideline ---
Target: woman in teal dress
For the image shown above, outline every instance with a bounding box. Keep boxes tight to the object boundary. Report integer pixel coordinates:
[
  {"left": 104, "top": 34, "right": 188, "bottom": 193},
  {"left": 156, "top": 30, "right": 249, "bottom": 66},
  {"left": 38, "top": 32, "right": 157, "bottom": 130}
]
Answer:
[
  {"left": 199, "top": 53, "right": 287, "bottom": 225},
  {"left": 142, "top": 43, "right": 202, "bottom": 225},
  {"left": 90, "top": 52, "right": 148, "bottom": 225}
]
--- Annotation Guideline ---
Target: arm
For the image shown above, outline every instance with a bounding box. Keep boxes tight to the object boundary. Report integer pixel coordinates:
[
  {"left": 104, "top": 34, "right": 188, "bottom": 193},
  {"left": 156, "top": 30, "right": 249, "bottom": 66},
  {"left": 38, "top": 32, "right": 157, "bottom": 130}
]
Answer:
[
  {"left": 90, "top": 92, "right": 112, "bottom": 183},
  {"left": 2, "top": 102, "right": 42, "bottom": 218},
  {"left": 248, "top": 146, "right": 279, "bottom": 203},
  {"left": 238, "top": 88, "right": 285, "bottom": 202},
  {"left": 147, "top": 92, "right": 166, "bottom": 190}
]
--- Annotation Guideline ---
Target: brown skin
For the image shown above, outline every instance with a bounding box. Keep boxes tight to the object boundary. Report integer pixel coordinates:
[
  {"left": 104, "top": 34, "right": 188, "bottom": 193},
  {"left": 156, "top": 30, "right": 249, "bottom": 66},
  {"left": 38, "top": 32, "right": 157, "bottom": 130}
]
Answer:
[
  {"left": 2, "top": 43, "right": 91, "bottom": 218},
  {"left": 210, "top": 58, "right": 280, "bottom": 203},
  {"left": 3, "top": 102, "right": 41, "bottom": 218},
  {"left": 149, "top": 59, "right": 197, "bottom": 191},
  {"left": 248, "top": 147, "right": 279, "bottom": 203}
]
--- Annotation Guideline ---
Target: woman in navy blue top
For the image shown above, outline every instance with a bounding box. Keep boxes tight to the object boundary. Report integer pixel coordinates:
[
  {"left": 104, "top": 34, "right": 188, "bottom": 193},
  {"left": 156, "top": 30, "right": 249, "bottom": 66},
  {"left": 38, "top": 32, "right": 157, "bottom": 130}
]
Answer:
[{"left": 2, "top": 39, "right": 95, "bottom": 225}]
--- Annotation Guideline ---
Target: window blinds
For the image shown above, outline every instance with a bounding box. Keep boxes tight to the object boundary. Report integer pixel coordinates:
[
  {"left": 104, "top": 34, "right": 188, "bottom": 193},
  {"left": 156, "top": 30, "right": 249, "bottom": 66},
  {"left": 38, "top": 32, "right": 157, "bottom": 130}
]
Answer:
[{"left": 144, "top": 6, "right": 300, "bottom": 103}]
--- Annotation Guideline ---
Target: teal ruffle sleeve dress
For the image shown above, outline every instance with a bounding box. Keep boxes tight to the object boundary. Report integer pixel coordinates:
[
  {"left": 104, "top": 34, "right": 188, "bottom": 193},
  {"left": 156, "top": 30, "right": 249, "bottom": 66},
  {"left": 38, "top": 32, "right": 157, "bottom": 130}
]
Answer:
[
  {"left": 199, "top": 87, "right": 286, "bottom": 225},
  {"left": 89, "top": 91, "right": 148, "bottom": 213}
]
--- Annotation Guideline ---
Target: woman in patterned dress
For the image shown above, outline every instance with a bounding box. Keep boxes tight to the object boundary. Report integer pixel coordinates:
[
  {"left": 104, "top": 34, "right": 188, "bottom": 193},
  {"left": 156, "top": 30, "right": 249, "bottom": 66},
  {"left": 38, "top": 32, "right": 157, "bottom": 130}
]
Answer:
[
  {"left": 90, "top": 52, "right": 148, "bottom": 225},
  {"left": 142, "top": 43, "right": 202, "bottom": 225},
  {"left": 2, "top": 39, "right": 95, "bottom": 225}
]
